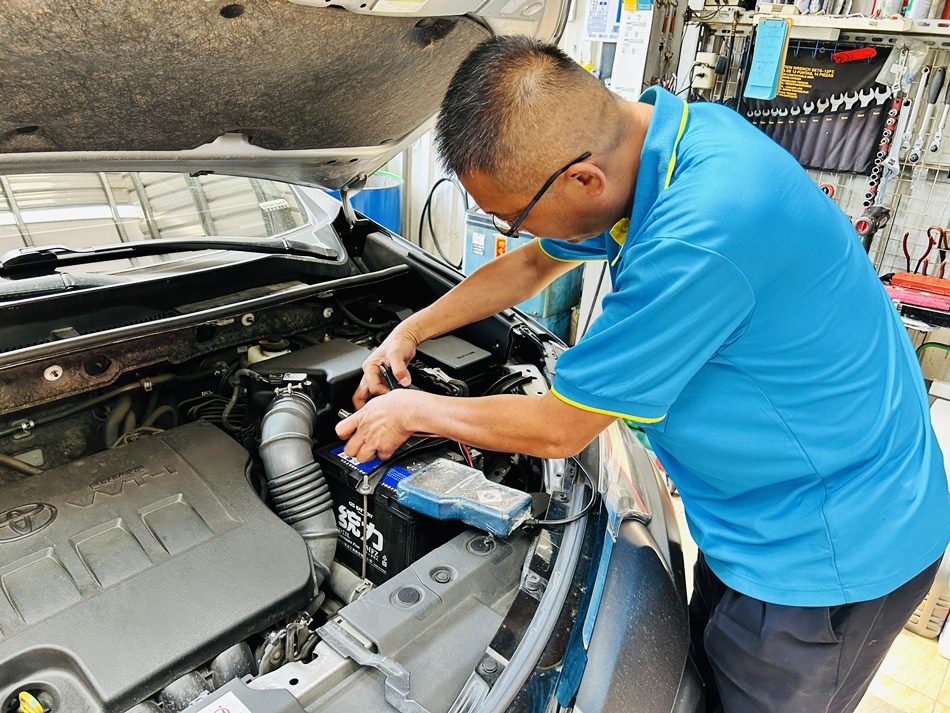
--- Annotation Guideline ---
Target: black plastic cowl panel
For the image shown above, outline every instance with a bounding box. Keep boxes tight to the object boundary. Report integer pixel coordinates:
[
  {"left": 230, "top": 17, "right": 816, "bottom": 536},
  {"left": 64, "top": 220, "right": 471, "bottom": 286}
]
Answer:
[
  {"left": 0, "top": 421, "right": 313, "bottom": 712},
  {"left": 575, "top": 519, "right": 705, "bottom": 713}
]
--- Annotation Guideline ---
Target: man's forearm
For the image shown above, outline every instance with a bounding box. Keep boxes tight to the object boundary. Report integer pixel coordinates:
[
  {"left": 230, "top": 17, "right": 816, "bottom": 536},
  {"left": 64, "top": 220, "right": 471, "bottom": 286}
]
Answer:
[{"left": 361, "top": 389, "right": 614, "bottom": 460}]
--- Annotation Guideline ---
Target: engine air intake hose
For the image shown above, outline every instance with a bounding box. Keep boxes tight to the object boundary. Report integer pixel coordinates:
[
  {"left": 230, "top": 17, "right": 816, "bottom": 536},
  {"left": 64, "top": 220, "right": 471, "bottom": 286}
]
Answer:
[{"left": 259, "top": 392, "right": 337, "bottom": 586}]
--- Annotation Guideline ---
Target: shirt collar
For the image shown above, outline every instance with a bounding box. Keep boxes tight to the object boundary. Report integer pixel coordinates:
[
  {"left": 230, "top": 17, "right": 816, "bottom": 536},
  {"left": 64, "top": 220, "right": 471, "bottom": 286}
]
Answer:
[{"left": 627, "top": 87, "right": 689, "bottom": 239}]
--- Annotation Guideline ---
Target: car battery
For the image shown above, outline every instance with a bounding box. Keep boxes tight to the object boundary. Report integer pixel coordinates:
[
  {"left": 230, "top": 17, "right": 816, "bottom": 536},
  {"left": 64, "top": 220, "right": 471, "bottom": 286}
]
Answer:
[{"left": 314, "top": 440, "right": 468, "bottom": 585}]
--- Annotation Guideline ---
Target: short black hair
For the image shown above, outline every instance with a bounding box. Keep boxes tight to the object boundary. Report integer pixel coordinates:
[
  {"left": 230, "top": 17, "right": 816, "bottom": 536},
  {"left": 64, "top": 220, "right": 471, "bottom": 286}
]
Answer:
[{"left": 435, "top": 36, "right": 607, "bottom": 190}]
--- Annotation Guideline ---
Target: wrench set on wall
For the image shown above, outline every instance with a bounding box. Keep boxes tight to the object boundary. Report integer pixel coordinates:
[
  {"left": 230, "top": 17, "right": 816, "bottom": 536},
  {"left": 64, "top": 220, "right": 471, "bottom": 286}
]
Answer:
[
  {"left": 746, "top": 85, "right": 892, "bottom": 172},
  {"left": 695, "top": 17, "right": 950, "bottom": 276},
  {"left": 743, "top": 44, "right": 892, "bottom": 174}
]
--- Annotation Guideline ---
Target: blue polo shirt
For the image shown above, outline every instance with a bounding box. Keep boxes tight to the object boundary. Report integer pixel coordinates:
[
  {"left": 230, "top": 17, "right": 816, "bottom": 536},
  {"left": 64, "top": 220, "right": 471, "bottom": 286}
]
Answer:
[{"left": 540, "top": 87, "right": 950, "bottom": 606}]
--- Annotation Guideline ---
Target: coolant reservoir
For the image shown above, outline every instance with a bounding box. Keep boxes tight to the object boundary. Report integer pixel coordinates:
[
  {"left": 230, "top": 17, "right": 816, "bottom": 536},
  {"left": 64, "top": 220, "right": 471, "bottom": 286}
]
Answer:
[{"left": 247, "top": 337, "right": 291, "bottom": 365}]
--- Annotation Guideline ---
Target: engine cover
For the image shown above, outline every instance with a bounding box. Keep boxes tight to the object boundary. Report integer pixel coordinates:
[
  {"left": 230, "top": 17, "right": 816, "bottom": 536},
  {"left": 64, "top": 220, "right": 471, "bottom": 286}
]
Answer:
[{"left": 0, "top": 421, "right": 313, "bottom": 713}]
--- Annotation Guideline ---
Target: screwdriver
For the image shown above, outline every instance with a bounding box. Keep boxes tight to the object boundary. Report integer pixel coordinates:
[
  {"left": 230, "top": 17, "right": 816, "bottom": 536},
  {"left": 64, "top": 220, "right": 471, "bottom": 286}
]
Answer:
[
  {"left": 909, "top": 66, "right": 945, "bottom": 164},
  {"left": 929, "top": 70, "right": 950, "bottom": 154},
  {"left": 379, "top": 364, "right": 403, "bottom": 391}
]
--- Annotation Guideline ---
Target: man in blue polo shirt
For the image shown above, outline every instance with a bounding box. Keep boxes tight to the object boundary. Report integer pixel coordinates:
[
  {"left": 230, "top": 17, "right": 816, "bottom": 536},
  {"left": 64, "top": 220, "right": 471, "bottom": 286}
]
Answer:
[{"left": 337, "top": 36, "right": 950, "bottom": 711}]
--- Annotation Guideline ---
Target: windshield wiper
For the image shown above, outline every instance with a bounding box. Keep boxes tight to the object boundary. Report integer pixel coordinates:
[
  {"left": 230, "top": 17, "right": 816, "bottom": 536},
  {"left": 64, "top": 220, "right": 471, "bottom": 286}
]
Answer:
[{"left": 0, "top": 237, "right": 339, "bottom": 278}]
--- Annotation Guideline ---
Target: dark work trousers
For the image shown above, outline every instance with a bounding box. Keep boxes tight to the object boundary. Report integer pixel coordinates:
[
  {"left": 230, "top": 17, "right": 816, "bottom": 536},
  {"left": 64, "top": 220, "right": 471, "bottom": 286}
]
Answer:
[{"left": 688, "top": 552, "right": 942, "bottom": 713}]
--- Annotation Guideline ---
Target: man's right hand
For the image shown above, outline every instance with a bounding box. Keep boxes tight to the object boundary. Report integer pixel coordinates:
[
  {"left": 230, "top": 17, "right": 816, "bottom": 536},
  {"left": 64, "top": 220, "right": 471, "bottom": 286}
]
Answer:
[{"left": 353, "top": 327, "right": 420, "bottom": 409}]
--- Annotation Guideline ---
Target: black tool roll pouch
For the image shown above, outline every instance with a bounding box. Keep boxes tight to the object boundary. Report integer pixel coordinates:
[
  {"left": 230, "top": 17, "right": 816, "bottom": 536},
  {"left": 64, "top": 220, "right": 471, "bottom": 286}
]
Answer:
[{"left": 739, "top": 43, "right": 890, "bottom": 174}]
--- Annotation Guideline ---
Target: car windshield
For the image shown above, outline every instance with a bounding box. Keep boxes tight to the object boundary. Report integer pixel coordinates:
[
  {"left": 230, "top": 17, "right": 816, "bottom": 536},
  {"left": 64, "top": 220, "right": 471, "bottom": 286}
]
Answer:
[{"left": 0, "top": 172, "right": 318, "bottom": 273}]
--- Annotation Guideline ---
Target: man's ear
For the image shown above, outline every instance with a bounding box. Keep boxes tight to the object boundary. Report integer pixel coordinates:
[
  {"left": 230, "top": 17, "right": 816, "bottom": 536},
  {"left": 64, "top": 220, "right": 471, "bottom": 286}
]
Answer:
[{"left": 567, "top": 162, "right": 606, "bottom": 197}]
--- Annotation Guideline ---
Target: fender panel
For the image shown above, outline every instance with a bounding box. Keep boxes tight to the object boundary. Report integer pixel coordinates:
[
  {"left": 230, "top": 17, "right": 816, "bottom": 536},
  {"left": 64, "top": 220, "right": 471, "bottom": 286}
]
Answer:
[{"left": 575, "top": 519, "right": 704, "bottom": 713}]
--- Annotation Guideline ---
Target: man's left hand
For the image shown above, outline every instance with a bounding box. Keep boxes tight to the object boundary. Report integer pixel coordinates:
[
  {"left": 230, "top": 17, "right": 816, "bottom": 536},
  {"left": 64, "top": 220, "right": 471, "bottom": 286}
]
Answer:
[{"left": 335, "top": 389, "right": 420, "bottom": 462}]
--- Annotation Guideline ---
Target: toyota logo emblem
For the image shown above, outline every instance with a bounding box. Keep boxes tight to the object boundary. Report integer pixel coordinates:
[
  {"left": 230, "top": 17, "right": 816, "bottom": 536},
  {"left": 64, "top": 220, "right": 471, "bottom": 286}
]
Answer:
[{"left": 0, "top": 503, "right": 57, "bottom": 542}]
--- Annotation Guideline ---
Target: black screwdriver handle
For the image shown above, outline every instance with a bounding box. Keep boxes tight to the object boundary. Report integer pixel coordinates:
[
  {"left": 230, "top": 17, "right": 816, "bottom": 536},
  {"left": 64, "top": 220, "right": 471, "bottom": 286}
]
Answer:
[{"left": 928, "top": 67, "right": 946, "bottom": 104}]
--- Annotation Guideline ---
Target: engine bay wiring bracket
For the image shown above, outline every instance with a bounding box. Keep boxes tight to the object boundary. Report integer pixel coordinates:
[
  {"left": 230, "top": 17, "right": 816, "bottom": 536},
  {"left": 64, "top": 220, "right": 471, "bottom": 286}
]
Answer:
[{"left": 316, "top": 619, "right": 431, "bottom": 713}]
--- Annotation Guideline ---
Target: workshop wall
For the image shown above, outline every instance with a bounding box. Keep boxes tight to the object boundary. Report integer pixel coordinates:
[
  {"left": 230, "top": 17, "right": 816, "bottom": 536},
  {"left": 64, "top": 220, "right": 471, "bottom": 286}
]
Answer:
[
  {"left": 679, "top": 16, "right": 950, "bottom": 396},
  {"left": 687, "top": 16, "right": 950, "bottom": 275}
]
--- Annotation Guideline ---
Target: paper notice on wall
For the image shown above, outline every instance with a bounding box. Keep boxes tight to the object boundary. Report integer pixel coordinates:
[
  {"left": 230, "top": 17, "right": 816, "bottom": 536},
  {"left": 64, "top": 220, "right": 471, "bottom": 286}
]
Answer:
[
  {"left": 609, "top": 7, "right": 655, "bottom": 101},
  {"left": 585, "top": 0, "right": 624, "bottom": 41}
]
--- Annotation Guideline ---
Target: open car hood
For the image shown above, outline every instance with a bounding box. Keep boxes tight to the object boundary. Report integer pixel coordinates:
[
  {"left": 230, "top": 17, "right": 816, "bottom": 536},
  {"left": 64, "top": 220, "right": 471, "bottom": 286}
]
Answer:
[{"left": 0, "top": 0, "right": 569, "bottom": 190}]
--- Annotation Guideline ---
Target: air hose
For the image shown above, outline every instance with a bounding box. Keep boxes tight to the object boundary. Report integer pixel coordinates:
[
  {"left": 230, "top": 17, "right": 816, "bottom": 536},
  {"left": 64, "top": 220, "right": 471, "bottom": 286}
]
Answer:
[{"left": 259, "top": 392, "right": 337, "bottom": 586}]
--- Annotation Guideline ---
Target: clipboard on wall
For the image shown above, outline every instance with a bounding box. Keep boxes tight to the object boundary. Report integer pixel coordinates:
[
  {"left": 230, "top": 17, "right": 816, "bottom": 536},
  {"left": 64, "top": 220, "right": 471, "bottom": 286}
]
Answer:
[{"left": 744, "top": 18, "right": 792, "bottom": 100}]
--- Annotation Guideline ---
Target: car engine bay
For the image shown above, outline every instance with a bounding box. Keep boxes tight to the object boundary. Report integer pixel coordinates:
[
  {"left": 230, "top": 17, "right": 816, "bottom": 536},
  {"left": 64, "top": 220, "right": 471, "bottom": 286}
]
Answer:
[{"left": 0, "top": 255, "right": 589, "bottom": 713}]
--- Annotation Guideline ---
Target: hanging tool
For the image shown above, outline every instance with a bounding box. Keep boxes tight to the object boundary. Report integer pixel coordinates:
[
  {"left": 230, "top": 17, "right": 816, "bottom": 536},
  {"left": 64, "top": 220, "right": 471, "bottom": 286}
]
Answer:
[
  {"left": 872, "top": 94, "right": 909, "bottom": 207},
  {"left": 901, "top": 65, "right": 930, "bottom": 157},
  {"left": 879, "top": 95, "right": 913, "bottom": 195},
  {"left": 909, "top": 66, "right": 946, "bottom": 164},
  {"left": 870, "top": 47, "right": 911, "bottom": 213},
  {"left": 929, "top": 73, "right": 950, "bottom": 154},
  {"left": 853, "top": 205, "right": 891, "bottom": 253},
  {"left": 656, "top": 0, "right": 679, "bottom": 89},
  {"left": 833, "top": 46, "right": 877, "bottom": 63},
  {"left": 718, "top": 11, "right": 739, "bottom": 104},
  {"left": 903, "top": 231, "right": 936, "bottom": 275},
  {"left": 928, "top": 226, "right": 950, "bottom": 278}
]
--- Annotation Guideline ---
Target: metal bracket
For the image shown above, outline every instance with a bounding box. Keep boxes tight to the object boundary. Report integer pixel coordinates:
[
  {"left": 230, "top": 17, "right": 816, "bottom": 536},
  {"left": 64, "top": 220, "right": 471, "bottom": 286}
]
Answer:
[
  {"left": 272, "top": 373, "right": 311, "bottom": 397},
  {"left": 338, "top": 174, "right": 367, "bottom": 230},
  {"left": 11, "top": 419, "right": 34, "bottom": 439},
  {"left": 316, "top": 619, "right": 431, "bottom": 713}
]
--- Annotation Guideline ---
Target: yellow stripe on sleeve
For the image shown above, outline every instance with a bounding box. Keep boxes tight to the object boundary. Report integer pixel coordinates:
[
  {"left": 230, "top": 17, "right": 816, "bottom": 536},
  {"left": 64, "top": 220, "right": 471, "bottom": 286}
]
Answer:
[
  {"left": 551, "top": 387, "right": 667, "bottom": 424},
  {"left": 537, "top": 240, "right": 606, "bottom": 263}
]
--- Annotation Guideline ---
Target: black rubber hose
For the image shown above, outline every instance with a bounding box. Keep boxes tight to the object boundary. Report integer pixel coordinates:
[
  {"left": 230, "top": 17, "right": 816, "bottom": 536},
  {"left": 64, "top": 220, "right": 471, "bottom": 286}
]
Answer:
[
  {"left": 142, "top": 404, "right": 179, "bottom": 429},
  {"left": 259, "top": 392, "right": 337, "bottom": 586},
  {"left": 418, "top": 178, "right": 468, "bottom": 269},
  {"left": 332, "top": 296, "right": 397, "bottom": 331},
  {"left": 0, "top": 373, "right": 182, "bottom": 439},
  {"left": 104, "top": 394, "right": 134, "bottom": 448},
  {"left": 267, "top": 462, "right": 334, "bottom": 523},
  {"left": 222, "top": 368, "right": 267, "bottom": 432},
  {"left": 0, "top": 451, "right": 42, "bottom": 476}
]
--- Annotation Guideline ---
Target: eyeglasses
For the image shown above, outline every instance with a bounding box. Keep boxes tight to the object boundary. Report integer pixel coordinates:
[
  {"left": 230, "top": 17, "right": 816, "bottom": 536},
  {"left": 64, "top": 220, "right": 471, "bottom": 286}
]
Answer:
[{"left": 491, "top": 151, "right": 592, "bottom": 238}]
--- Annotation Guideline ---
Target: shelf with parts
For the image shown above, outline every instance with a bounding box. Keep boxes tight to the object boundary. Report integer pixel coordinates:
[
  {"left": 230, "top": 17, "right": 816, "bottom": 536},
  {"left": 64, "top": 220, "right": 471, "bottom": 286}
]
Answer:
[{"left": 697, "top": 6, "right": 950, "bottom": 42}]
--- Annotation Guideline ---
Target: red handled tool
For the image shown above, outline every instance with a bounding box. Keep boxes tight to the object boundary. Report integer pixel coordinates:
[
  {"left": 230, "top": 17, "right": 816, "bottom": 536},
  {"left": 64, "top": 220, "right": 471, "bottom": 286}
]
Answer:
[
  {"left": 928, "top": 225, "right": 949, "bottom": 278},
  {"left": 903, "top": 231, "right": 936, "bottom": 275},
  {"left": 833, "top": 47, "right": 876, "bottom": 64}
]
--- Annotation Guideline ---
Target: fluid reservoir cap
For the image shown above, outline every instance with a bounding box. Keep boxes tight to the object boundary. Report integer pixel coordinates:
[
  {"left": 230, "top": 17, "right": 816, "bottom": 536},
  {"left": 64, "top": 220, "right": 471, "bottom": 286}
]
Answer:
[
  {"left": 247, "top": 337, "right": 292, "bottom": 365},
  {"left": 259, "top": 337, "right": 291, "bottom": 353}
]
